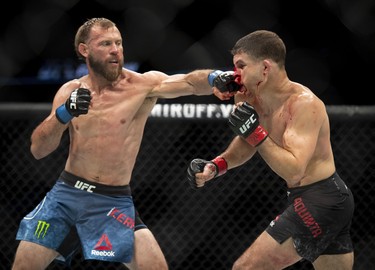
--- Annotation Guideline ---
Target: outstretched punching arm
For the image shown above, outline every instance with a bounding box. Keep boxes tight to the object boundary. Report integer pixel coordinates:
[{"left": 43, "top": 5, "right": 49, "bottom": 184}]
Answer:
[
  {"left": 208, "top": 70, "right": 242, "bottom": 93},
  {"left": 208, "top": 70, "right": 243, "bottom": 100},
  {"left": 149, "top": 69, "right": 241, "bottom": 100}
]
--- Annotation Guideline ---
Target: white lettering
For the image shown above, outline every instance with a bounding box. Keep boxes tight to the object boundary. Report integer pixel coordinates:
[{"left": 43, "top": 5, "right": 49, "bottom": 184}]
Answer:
[
  {"left": 196, "top": 104, "right": 206, "bottom": 118},
  {"left": 150, "top": 104, "right": 234, "bottom": 119},
  {"left": 151, "top": 104, "right": 162, "bottom": 117},
  {"left": 206, "top": 104, "right": 215, "bottom": 118},
  {"left": 239, "top": 114, "right": 257, "bottom": 133},
  {"left": 250, "top": 114, "right": 257, "bottom": 124},
  {"left": 162, "top": 103, "right": 169, "bottom": 117},
  {"left": 74, "top": 181, "right": 83, "bottom": 189},
  {"left": 170, "top": 104, "right": 183, "bottom": 118},
  {"left": 74, "top": 180, "right": 96, "bottom": 193},
  {"left": 87, "top": 185, "right": 96, "bottom": 192},
  {"left": 69, "top": 91, "right": 78, "bottom": 109},
  {"left": 220, "top": 104, "right": 233, "bottom": 118},
  {"left": 91, "top": 250, "right": 115, "bottom": 257},
  {"left": 183, "top": 104, "right": 195, "bottom": 118}
]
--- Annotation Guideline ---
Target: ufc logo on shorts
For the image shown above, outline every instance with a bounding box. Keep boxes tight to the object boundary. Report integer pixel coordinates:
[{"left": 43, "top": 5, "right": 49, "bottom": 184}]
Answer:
[
  {"left": 239, "top": 114, "right": 257, "bottom": 134},
  {"left": 74, "top": 180, "right": 96, "bottom": 192}
]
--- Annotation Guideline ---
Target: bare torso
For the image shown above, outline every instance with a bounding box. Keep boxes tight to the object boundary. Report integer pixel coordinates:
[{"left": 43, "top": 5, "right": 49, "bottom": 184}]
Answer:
[
  {"left": 65, "top": 70, "right": 159, "bottom": 185},
  {"left": 31, "top": 67, "right": 214, "bottom": 186},
  {"left": 240, "top": 82, "right": 336, "bottom": 187}
]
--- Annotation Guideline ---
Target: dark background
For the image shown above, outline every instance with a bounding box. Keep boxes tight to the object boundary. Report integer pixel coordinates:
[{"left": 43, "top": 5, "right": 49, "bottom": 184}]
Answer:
[
  {"left": 1, "top": 1, "right": 375, "bottom": 269},
  {"left": 1, "top": 0, "right": 375, "bottom": 104},
  {"left": 1, "top": 106, "right": 375, "bottom": 270}
]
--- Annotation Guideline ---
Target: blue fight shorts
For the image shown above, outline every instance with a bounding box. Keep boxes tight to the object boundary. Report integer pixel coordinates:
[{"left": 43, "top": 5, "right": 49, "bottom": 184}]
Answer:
[
  {"left": 266, "top": 172, "right": 354, "bottom": 262},
  {"left": 16, "top": 170, "right": 145, "bottom": 265}
]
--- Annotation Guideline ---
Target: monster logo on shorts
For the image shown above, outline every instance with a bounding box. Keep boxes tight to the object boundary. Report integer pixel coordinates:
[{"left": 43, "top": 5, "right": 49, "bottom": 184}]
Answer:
[{"left": 34, "top": 220, "right": 50, "bottom": 238}]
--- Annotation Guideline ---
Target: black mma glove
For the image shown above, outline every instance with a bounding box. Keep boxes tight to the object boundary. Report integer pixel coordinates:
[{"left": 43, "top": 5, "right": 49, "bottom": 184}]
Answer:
[
  {"left": 208, "top": 70, "right": 242, "bottom": 93},
  {"left": 228, "top": 102, "right": 268, "bottom": 147},
  {"left": 186, "top": 156, "right": 227, "bottom": 189},
  {"left": 56, "top": 88, "right": 92, "bottom": 124}
]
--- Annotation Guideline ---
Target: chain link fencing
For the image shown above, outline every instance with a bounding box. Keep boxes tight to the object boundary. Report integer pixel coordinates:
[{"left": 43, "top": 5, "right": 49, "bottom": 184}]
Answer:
[{"left": 1, "top": 103, "right": 374, "bottom": 270}]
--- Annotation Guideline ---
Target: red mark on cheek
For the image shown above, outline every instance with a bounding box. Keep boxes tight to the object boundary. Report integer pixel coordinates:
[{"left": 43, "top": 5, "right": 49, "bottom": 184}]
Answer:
[{"left": 233, "top": 68, "right": 242, "bottom": 84}]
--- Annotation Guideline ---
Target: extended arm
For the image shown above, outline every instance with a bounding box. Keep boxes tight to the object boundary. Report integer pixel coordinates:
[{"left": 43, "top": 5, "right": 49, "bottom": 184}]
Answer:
[{"left": 149, "top": 69, "right": 241, "bottom": 100}]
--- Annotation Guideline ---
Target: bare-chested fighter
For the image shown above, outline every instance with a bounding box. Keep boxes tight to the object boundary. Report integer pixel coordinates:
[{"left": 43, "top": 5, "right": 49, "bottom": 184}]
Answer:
[
  {"left": 12, "top": 17, "right": 240, "bottom": 270},
  {"left": 187, "top": 30, "right": 355, "bottom": 270}
]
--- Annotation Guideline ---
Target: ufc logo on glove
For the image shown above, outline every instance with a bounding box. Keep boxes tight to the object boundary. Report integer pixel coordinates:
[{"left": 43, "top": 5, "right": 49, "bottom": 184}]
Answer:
[
  {"left": 69, "top": 91, "right": 78, "bottom": 110},
  {"left": 239, "top": 114, "right": 257, "bottom": 134}
]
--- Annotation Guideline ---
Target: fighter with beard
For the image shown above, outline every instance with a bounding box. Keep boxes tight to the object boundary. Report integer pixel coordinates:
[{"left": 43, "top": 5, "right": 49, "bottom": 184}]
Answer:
[{"left": 11, "top": 18, "right": 238, "bottom": 270}]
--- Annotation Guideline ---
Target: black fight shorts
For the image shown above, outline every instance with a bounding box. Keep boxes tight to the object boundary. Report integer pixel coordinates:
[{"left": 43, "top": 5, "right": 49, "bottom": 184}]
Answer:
[{"left": 266, "top": 172, "right": 354, "bottom": 262}]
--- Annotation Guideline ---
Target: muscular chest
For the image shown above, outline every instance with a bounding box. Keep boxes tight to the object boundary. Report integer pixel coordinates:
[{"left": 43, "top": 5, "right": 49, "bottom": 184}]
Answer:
[
  {"left": 260, "top": 107, "right": 291, "bottom": 145},
  {"left": 71, "top": 89, "right": 155, "bottom": 136}
]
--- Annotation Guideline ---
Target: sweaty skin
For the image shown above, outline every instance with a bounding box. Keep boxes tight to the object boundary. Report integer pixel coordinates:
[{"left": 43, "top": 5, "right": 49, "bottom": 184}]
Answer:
[
  {"left": 209, "top": 53, "right": 335, "bottom": 188},
  {"left": 201, "top": 49, "right": 353, "bottom": 270},
  {"left": 14, "top": 19, "right": 233, "bottom": 270},
  {"left": 31, "top": 70, "right": 213, "bottom": 186},
  {"left": 30, "top": 24, "right": 219, "bottom": 186}
]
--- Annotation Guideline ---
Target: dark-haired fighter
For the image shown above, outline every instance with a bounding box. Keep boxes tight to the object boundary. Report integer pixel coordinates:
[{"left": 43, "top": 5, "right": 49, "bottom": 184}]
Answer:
[{"left": 187, "top": 30, "right": 354, "bottom": 270}]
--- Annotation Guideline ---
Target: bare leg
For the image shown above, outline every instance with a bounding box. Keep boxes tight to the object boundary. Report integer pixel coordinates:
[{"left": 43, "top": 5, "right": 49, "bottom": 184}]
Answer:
[
  {"left": 313, "top": 253, "right": 354, "bottom": 270},
  {"left": 124, "top": 228, "right": 168, "bottom": 270},
  {"left": 232, "top": 231, "right": 302, "bottom": 270},
  {"left": 12, "top": 240, "right": 59, "bottom": 270}
]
